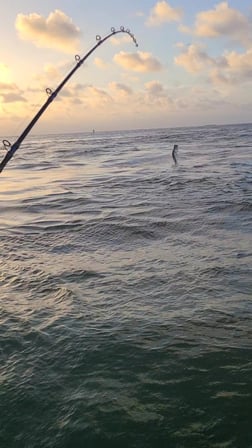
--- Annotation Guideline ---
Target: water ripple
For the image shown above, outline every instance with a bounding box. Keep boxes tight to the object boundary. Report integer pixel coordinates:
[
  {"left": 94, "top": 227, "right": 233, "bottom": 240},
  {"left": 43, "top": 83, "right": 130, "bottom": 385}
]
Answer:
[{"left": 0, "top": 125, "right": 252, "bottom": 448}]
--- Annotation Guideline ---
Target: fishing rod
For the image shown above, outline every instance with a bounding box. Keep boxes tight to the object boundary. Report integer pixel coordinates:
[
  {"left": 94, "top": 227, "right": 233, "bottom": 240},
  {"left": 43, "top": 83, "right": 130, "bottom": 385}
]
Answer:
[{"left": 0, "top": 27, "right": 138, "bottom": 173}]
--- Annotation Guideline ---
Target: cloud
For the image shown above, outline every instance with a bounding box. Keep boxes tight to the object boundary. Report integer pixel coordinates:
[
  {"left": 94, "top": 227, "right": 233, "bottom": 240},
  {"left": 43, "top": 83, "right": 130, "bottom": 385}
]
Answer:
[
  {"left": 0, "top": 81, "right": 18, "bottom": 91},
  {"left": 34, "top": 82, "right": 112, "bottom": 109},
  {"left": 174, "top": 43, "right": 218, "bottom": 73},
  {"left": 79, "top": 85, "right": 112, "bottom": 108},
  {"left": 145, "top": 80, "right": 167, "bottom": 96},
  {"left": 1, "top": 92, "right": 27, "bottom": 103},
  {"left": 0, "top": 81, "right": 26, "bottom": 103},
  {"left": 110, "top": 34, "right": 133, "bottom": 46},
  {"left": 177, "top": 87, "right": 231, "bottom": 111},
  {"left": 33, "top": 62, "right": 66, "bottom": 84},
  {"left": 15, "top": 9, "right": 81, "bottom": 53},
  {"left": 94, "top": 57, "right": 109, "bottom": 69},
  {"left": 143, "top": 80, "right": 172, "bottom": 107},
  {"left": 33, "top": 77, "right": 172, "bottom": 115},
  {"left": 109, "top": 82, "right": 133, "bottom": 96},
  {"left": 52, "top": 81, "right": 133, "bottom": 107},
  {"left": 182, "top": 2, "right": 252, "bottom": 47},
  {"left": 174, "top": 42, "right": 252, "bottom": 89},
  {"left": 43, "top": 62, "right": 67, "bottom": 78},
  {"left": 114, "top": 51, "right": 162, "bottom": 72},
  {"left": 211, "top": 48, "right": 252, "bottom": 86},
  {"left": 146, "top": 1, "right": 183, "bottom": 26}
]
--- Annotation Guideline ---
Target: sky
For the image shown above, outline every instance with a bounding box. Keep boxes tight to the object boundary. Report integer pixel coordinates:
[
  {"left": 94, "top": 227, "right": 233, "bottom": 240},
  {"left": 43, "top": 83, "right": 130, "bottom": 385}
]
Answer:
[{"left": 1, "top": 0, "right": 252, "bottom": 135}]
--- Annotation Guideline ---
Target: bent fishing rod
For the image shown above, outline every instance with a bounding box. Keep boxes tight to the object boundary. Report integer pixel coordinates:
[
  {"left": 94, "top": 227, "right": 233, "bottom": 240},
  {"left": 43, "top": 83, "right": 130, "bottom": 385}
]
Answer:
[{"left": 0, "top": 27, "right": 138, "bottom": 174}]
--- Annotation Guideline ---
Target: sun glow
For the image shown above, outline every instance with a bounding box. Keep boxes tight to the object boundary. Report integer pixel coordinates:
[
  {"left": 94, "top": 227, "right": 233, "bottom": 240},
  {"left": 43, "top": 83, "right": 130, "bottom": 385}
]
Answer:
[{"left": 0, "top": 63, "right": 12, "bottom": 83}]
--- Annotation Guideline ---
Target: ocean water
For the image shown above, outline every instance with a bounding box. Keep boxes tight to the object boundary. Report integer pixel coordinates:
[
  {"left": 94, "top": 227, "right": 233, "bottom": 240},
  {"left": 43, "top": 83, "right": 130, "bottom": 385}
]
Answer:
[{"left": 0, "top": 123, "right": 251, "bottom": 448}]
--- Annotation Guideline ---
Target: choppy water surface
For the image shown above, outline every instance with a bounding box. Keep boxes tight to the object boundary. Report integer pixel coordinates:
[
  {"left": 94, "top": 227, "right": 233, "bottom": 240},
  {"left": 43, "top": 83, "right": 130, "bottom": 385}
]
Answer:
[{"left": 0, "top": 124, "right": 251, "bottom": 447}]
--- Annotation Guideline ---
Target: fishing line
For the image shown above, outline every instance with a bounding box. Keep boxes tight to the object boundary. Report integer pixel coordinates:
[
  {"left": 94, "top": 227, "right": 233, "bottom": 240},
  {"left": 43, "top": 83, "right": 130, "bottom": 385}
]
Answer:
[{"left": 0, "top": 27, "right": 138, "bottom": 174}]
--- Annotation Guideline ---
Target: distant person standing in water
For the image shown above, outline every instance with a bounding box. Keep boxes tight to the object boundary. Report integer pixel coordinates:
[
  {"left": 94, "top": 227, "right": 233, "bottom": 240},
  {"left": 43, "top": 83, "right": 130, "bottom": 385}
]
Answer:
[{"left": 172, "top": 144, "right": 178, "bottom": 165}]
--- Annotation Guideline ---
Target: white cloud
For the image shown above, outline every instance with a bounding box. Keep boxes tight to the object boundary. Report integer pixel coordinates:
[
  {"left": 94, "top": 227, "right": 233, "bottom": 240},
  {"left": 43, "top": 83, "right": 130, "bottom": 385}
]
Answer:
[
  {"left": 0, "top": 81, "right": 27, "bottom": 104},
  {"left": 211, "top": 48, "right": 252, "bottom": 86},
  {"left": 110, "top": 34, "right": 133, "bottom": 46},
  {"left": 15, "top": 9, "right": 81, "bottom": 53},
  {"left": 174, "top": 43, "right": 217, "bottom": 73},
  {"left": 181, "top": 2, "right": 252, "bottom": 47},
  {"left": 174, "top": 42, "right": 252, "bottom": 89},
  {"left": 146, "top": 1, "right": 183, "bottom": 27},
  {"left": 0, "top": 81, "right": 18, "bottom": 91},
  {"left": 1, "top": 92, "right": 27, "bottom": 103},
  {"left": 145, "top": 80, "right": 166, "bottom": 96},
  {"left": 94, "top": 57, "right": 109, "bottom": 69},
  {"left": 113, "top": 51, "right": 163, "bottom": 72},
  {"left": 143, "top": 80, "right": 172, "bottom": 107},
  {"left": 77, "top": 85, "right": 112, "bottom": 108},
  {"left": 108, "top": 82, "right": 133, "bottom": 97}
]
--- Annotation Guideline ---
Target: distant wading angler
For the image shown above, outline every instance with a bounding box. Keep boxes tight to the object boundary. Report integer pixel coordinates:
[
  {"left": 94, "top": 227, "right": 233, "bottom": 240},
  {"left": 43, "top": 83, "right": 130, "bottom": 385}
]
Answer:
[{"left": 172, "top": 144, "right": 178, "bottom": 165}]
